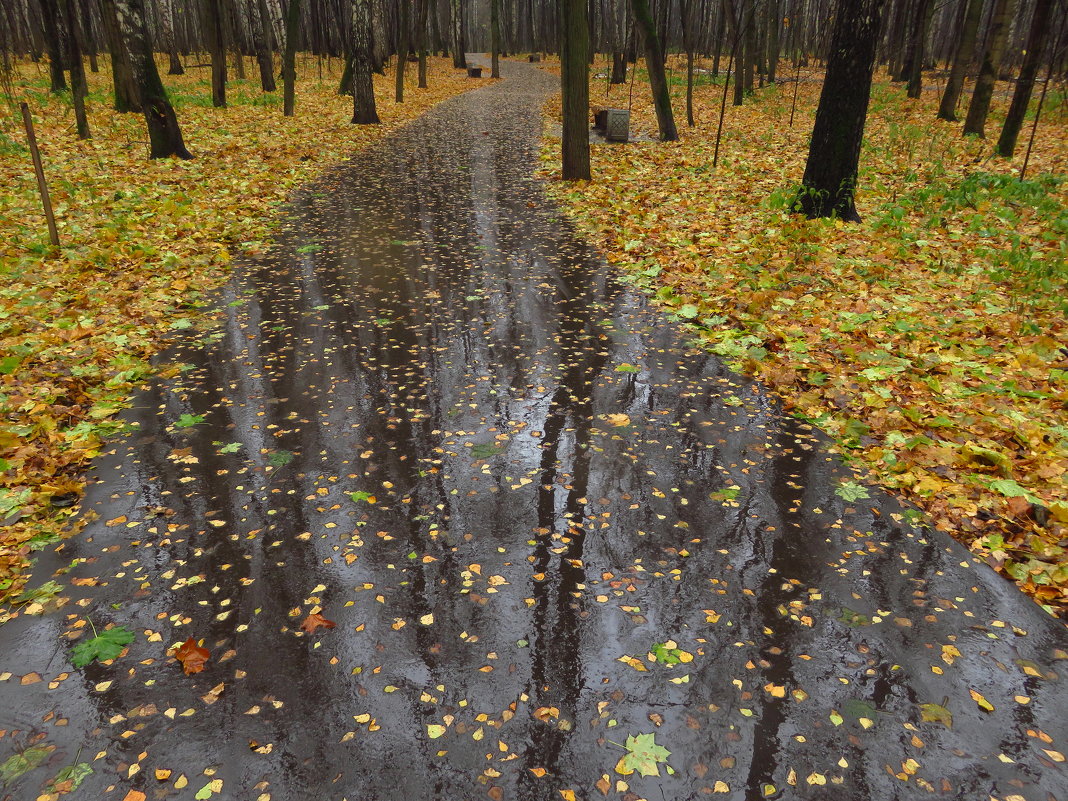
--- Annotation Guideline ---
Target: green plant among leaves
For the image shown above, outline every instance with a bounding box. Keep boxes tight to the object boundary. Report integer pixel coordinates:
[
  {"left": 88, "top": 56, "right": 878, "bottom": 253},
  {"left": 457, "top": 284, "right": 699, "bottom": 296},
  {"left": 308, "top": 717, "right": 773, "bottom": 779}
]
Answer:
[
  {"left": 48, "top": 762, "right": 92, "bottom": 793},
  {"left": 837, "top": 607, "right": 871, "bottom": 627},
  {"left": 348, "top": 490, "right": 374, "bottom": 503},
  {"left": 470, "top": 443, "right": 505, "bottom": 460},
  {"left": 12, "top": 580, "right": 63, "bottom": 605},
  {"left": 0, "top": 745, "right": 53, "bottom": 785},
  {"left": 175, "top": 413, "right": 205, "bottom": 428},
  {"left": 268, "top": 450, "right": 295, "bottom": 467},
  {"left": 69, "top": 624, "right": 135, "bottom": 668},
  {"left": 611, "top": 732, "right": 672, "bottom": 777},
  {"left": 835, "top": 480, "right": 870, "bottom": 502},
  {"left": 650, "top": 640, "right": 693, "bottom": 666}
]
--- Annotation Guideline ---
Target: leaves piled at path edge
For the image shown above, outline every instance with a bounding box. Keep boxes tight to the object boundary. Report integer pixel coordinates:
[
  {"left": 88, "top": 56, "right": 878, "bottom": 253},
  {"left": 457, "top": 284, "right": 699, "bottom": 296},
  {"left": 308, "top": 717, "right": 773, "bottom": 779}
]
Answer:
[
  {"left": 543, "top": 57, "right": 1067, "bottom": 615},
  {"left": 0, "top": 56, "right": 476, "bottom": 606}
]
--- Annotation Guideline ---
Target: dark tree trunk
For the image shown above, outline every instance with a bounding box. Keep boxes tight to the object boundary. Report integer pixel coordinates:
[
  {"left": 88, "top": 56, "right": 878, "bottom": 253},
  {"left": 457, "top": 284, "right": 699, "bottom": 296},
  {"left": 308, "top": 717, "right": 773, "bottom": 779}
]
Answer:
[
  {"left": 611, "top": 50, "right": 626, "bottom": 82},
  {"left": 905, "top": 0, "right": 934, "bottom": 98},
  {"left": 101, "top": 0, "right": 142, "bottom": 111},
  {"left": 417, "top": 0, "right": 429, "bottom": 87},
  {"left": 766, "top": 0, "right": 780, "bottom": 83},
  {"left": 114, "top": 0, "right": 192, "bottom": 159},
  {"left": 200, "top": 0, "right": 228, "bottom": 107},
  {"left": 152, "top": 0, "right": 184, "bottom": 74},
  {"left": 396, "top": 0, "right": 409, "bottom": 101},
  {"left": 352, "top": 0, "right": 380, "bottom": 122},
  {"left": 490, "top": 0, "right": 500, "bottom": 77},
  {"left": 996, "top": 0, "right": 1054, "bottom": 156},
  {"left": 39, "top": 0, "right": 68, "bottom": 91},
  {"left": 62, "top": 0, "right": 90, "bottom": 138},
  {"left": 937, "top": 0, "right": 983, "bottom": 120},
  {"left": 78, "top": 1, "right": 99, "bottom": 72},
  {"left": 451, "top": 0, "right": 466, "bottom": 68},
  {"left": 631, "top": 0, "right": 678, "bottom": 140},
  {"left": 560, "top": 0, "right": 590, "bottom": 179},
  {"left": 282, "top": 0, "right": 301, "bottom": 115},
  {"left": 963, "top": 0, "right": 1016, "bottom": 136},
  {"left": 795, "top": 0, "right": 886, "bottom": 222},
  {"left": 251, "top": 0, "right": 277, "bottom": 91}
]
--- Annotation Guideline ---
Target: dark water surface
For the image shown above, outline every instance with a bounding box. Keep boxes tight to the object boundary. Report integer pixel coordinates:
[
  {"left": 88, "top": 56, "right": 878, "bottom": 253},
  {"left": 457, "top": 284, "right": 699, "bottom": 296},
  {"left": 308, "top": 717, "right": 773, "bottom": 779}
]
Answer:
[{"left": 2, "top": 61, "right": 1066, "bottom": 801}]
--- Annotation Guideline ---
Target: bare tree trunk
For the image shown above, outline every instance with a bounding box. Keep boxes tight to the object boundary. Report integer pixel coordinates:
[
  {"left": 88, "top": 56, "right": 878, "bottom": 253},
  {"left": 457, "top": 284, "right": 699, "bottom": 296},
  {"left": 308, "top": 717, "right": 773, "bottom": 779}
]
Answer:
[
  {"left": 796, "top": 0, "right": 886, "bottom": 222},
  {"left": 937, "top": 0, "right": 982, "bottom": 120},
  {"left": 154, "top": 0, "right": 184, "bottom": 73},
  {"left": 114, "top": 0, "right": 192, "bottom": 158},
  {"left": 905, "top": 0, "right": 934, "bottom": 98},
  {"left": 39, "top": 0, "right": 67, "bottom": 91},
  {"left": 100, "top": 0, "right": 142, "bottom": 111},
  {"left": 416, "top": 0, "right": 429, "bottom": 87},
  {"left": 62, "top": 0, "right": 90, "bottom": 138},
  {"left": 560, "top": 0, "right": 590, "bottom": 179},
  {"left": 451, "top": 0, "right": 466, "bottom": 68},
  {"left": 963, "top": 0, "right": 1016, "bottom": 136},
  {"left": 396, "top": 0, "right": 409, "bottom": 101},
  {"left": 250, "top": 0, "right": 277, "bottom": 90},
  {"left": 200, "top": 0, "right": 228, "bottom": 107},
  {"left": 996, "top": 0, "right": 1055, "bottom": 156},
  {"left": 352, "top": 0, "right": 380, "bottom": 122},
  {"left": 282, "top": 0, "right": 301, "bottom": 115},
  {"left": 631, "top": 0, "right": 678, "bottom": 140},
  {"left": 490, "top": 0, "right": 500, "bottom": 77}
]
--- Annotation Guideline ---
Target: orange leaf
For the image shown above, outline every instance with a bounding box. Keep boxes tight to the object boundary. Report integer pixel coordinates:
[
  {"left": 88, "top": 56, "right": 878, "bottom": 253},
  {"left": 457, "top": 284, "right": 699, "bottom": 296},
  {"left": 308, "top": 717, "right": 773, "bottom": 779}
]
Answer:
[
  {"left": 175, "top": 636, "right": 210, "bottom": 675},
  {"left": 301, "top": 612, "right": 337, "bottom": 634}
]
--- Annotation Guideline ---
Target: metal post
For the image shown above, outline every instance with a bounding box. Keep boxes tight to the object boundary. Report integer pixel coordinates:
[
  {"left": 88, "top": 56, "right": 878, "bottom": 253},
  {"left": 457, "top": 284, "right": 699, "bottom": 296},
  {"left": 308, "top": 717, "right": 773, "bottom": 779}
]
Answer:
[{"left": 20, "top": 103, "right": 60, "bottom": 250}]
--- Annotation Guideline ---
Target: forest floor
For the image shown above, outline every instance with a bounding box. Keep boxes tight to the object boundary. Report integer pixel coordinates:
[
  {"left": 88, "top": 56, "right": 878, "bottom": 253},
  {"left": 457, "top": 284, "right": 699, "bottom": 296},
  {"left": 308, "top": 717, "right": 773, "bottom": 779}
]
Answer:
[
  {"left": 541, "top": 56, "right": 1068, "bottom": 616},
  {"left": 0, "top": 55, "right": 477, "bottom": 604}
]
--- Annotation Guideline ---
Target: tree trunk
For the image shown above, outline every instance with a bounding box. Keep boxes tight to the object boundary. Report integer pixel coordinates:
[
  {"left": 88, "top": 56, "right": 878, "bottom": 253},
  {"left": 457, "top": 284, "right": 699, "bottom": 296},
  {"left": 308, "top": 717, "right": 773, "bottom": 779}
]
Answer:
[
  {"left": 631, "top": 0, "right": 678, "bottom": 140},
  {"left": 200, "top": 0, "right": 228, "bottom": 107},
  {"left": 396, "top": 0, "right": 409, "bottom": 101},
  {"left": 996, "top": 0, "right": 1054, "bottom": 156},
  {"left": 62, "top": 0, "right": 90, "bottom": 138},
  {"left": 416, "top": 0, "right": 429, "bottom": 87},
  {"left": 250, "top": 0, "right": 276, "bottom": 90},
  {"left": 611, "top": 50, "right": 626, "bottom": 82},
  {"left": 100, "top": 0, "right": 142, "bottom": 111},
  {"left": 451, "top": 0, "right": 466, "bottom": 68},
  {"left": 905, "top": 0, "right": 934, "bottom": 98},
  {"left": 766, "top": 0, "right": 779, "bottom": 83},
  {"left": 963, "top": 0, "right": 1016, "bottom": 136},
  {"left": 937, "top": 0, "right": 982, "bottom": 120},
  {"left": 560, "top": 0, "right": 590, "bottom": 179},
  {"left": 490, "top": 0, "right": 500, "bottom": 77},
  {"left": 795, "top": 0, "right": 885, "bottom": 222},
  {"left": 282, "top": 0, "right": 301, "bottom": 115},
  {"left": 352, "top": 0, "right": 380, "bottom": 122},
  {"left": 39, "top": 0, "right": 68, "bottom": 91},
  {"left": 113, "top": 0, "right": 192, "bottom": 159},
  {"left": 154, "top": 0, "right": 184, "bottom": 74}
]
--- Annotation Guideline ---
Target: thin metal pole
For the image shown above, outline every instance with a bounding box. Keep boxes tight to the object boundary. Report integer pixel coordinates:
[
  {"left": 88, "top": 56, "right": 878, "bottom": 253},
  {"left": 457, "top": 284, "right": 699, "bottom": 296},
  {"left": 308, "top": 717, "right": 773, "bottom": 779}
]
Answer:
[{"left": 20, "top": 102, "right": 60, "bottom": 251}]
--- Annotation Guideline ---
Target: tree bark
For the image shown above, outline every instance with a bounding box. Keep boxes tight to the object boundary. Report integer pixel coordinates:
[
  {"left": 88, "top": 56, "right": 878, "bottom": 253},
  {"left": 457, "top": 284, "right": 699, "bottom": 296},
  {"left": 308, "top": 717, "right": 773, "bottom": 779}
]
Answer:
[
  {"left": 154, "top": 0, "right": 184, "bottom": 74},
  {"left": 631, "top": 0, "right": 678, "bottom": 140},
  {"left": 560, "top": 0, "right": 590, "bottom": 179},
  {"left": 451, "top": 0, "right": 466, "bottom": 68},
  {"left": 396, "top": 0, "right": 409, "bottom": 101},
  {"left": 905, "top": 0, "right": 935, "bottom": 99},
  {"left": 795, "top": 0, "right": 885, "bottom": 222},
  {"left": 39, "top": 0, "right": 68, "bottom": 91},
  {"left": 282, "top": 0, "right": 301, "bottom": 115},
  {"left": 491, "top": 0, "right": 500, "bottom": 77},
  {"left": 996, "top": 0, "right": 1054, "bottom": 156},
  {"left": 250, "top": 0, "right": 276, "bottom": 90},
  {"left": 200, "top": 0, "right": 228, "bottom": 107},
  {"left": 416, "top": 0, "right": 429, "bottom": 87},
  {"left": 352, "top": 0, "right": 380, "bottom": 122},
  {"left": 62, "top": 0, "right": 90, "bottom": 138},
  {"left": 114, "top": 0, "right": 192, "bottom": 158},
  {"left": 100, "top": 0, "right": 142, "bottom": 111},
  {"left": 937, "top": 0, "right": 983, "bottom": 120},
  {"left": 962, "top": 0, "right": 1016, "bottom": 136}
]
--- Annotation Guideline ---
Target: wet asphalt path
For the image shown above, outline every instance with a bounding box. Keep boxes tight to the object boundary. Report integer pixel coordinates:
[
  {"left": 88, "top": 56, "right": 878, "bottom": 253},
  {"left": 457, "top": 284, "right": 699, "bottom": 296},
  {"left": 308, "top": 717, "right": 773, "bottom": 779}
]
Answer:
[{"left": 2, "top": 60, "right": 1067, "bottom": 801}]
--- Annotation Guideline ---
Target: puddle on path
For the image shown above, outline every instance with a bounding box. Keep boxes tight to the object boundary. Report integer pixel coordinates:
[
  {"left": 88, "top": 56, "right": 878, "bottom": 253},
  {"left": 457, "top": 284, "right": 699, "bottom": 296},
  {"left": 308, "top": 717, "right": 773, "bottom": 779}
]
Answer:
[{"left": 1, "top": 61, "right": 1066, "bottom": 801}]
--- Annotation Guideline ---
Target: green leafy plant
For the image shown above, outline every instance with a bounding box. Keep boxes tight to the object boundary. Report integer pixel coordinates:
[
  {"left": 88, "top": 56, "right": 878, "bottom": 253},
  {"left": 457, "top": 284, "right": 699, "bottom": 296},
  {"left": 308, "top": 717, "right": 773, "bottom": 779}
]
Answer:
[{"left": 70, "top": 624, "right": 135, "bottom": 668}]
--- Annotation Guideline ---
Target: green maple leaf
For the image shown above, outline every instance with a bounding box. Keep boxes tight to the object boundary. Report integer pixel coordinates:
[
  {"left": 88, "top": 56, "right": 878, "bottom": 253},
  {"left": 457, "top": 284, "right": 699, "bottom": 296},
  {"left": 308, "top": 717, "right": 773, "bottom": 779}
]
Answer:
[
  {"left": 268, "top": 449, "right": 294, "bottom": 467},
  {"left": 1, "top": 745, "right": 53, "bottom": 785},
  {"left": 651, "top": 642, "right": 681, "bottom": 665},
  {"left": 616, "top": 733, "right": 671, "bottom": 777},
  {"left": 69, "top": 625, "right": 135, "bottom": 668},
  {"left": 835, "top": 480, "right": 870, "bottom": 502},
  {"left": 919, "top": 702, "right": 953, "bottom": 729},
  {"left": 49, "top": 762, "right": 92, "bottom": 791},
  {"left": 175, "top": 413, "right": 205, "bottom": 428}
]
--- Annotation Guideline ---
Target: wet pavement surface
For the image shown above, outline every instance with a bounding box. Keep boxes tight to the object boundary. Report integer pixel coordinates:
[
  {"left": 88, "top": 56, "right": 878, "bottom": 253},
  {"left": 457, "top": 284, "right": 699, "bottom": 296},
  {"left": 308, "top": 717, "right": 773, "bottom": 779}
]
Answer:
[{"left": 2, "top": 60, "right": 1068, "bottom": 801}]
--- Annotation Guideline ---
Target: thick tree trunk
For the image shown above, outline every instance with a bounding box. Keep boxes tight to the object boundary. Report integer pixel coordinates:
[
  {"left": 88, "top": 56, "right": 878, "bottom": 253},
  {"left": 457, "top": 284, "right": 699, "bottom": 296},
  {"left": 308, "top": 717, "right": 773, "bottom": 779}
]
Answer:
[
  {"left": 996, "top": 0, "right": 1054, "bottom": 156},
  {"left": 766, "top": 0, "right": 780, "bottom": 83},
  {"left": 416, "top": 0, "right": 429, "bottom": 87},
  {"left": 905, "top": 0, "right": 934, "bottom": 98},
  {"left": 937, "top": 0, "right": 982, "bottom": 120},
  {"left": 114, "top": 0, "right": 192, "bottom": 159},
  {"left": 282, "top": 0, "right": 301, "bottom": 115},
  {"left": 631, "top": 0, "right": 678, "bottom": 141},
  {"left": 200, "top": 0, "right": 228, "bottom": 107},
  {"left": 963, "top": 0, "right": 1016, "bottom": 136},
  {"left": 100, "top": 0, "right": 142, "bottom": 111},
  {"left": 611, "top": 50, "right": 627, "bottom": 83},
  {"left": 154, "top": 0, "right": 184, "bottom": 74},
  {"left": 250, "top": 0, "right": 276, "bottom": 90},
  {"left": 796, "top": 0, "right": 885, "bottom": 222},
  {"left": 39, "top": 0, "right": 67, "bottom": 91},
  {"left": 451, "top": 0, "right": 466, "bottom": 69},
  {"left": 560, "top": 0, "right": 590, "bottom": 180},
  {"left": 352, "top": 0, "right": 380, "bottom": 122}
]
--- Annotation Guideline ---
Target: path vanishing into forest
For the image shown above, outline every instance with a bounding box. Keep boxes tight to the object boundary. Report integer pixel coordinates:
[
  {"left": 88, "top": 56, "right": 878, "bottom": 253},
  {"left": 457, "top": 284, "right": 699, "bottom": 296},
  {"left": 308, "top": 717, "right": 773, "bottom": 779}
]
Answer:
[{"left": 1, "top": 60, "right": 1066, "bottom": 801}]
